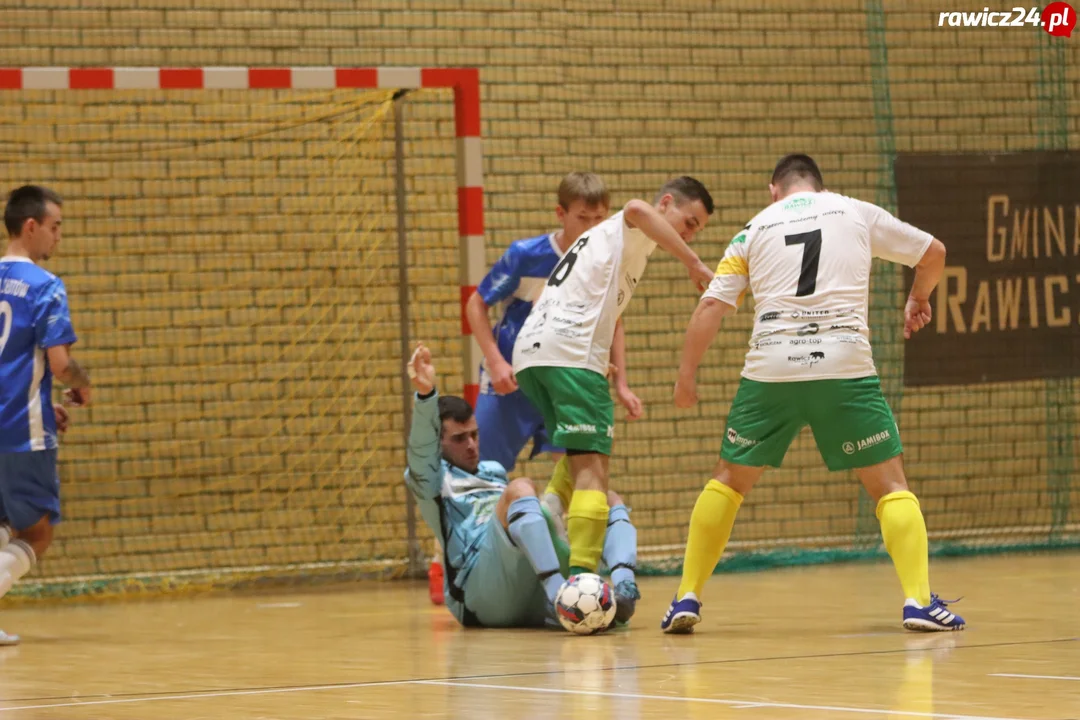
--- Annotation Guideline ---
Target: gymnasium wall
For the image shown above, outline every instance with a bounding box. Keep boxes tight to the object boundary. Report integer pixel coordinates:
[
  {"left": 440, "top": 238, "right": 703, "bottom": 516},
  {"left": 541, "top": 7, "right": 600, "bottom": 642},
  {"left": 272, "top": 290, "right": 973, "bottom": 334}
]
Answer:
[{"left": 1, "top": 0, "right": 1077, "bottom": 590}]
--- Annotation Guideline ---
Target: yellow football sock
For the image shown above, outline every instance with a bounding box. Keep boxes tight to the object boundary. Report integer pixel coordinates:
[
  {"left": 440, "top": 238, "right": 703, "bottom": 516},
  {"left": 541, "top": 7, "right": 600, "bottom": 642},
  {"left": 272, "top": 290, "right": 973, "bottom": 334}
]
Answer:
[
  {"left": 877, "top": 490, "right": 931, "bottom": 606},
  {"left": 677, "top": 479, "right": 743, "bottom": 600},
  {"left": 567, "top": 489, "right": 608, "bottom": 573},
  {"left": 544, "top": 456, "right": 574, "bottom": 511}
]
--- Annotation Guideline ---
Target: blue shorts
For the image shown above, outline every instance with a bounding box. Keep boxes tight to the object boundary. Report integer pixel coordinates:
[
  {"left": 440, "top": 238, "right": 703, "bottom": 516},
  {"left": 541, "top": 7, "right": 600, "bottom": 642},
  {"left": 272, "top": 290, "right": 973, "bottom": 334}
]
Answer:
[
  {"left": 0, "top": 449, "right": 61, "bottom": 531},
  {"left": 463, "top": 519, "right": 550, "bottom": 628},
  {"left": 475, "top": 387, "right": 561, "bottom": 472}
]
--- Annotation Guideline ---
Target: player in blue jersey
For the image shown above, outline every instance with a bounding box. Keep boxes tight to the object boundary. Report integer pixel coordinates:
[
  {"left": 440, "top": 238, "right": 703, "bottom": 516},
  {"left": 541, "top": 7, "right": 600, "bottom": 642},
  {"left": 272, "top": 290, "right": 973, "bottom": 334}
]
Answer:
[{"left": 0, "top": 185, "right": 92, "bottom": 644}]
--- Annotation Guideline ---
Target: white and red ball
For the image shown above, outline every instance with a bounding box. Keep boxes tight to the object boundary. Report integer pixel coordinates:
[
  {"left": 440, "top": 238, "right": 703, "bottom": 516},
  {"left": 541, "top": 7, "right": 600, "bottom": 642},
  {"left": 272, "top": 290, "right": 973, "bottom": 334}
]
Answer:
[{"left": 555, "top": 573, "right": 616, "bottom": 635}]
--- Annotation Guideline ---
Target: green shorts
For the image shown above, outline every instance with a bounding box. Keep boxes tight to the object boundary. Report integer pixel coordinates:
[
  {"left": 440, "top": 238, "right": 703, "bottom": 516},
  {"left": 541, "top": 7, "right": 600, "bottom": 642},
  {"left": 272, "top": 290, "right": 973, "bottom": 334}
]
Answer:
[
  {"left": 516, "top": 366, "right": 614, "bottom": 455},
  {"left": 721, "top": 376, "right": 903, "bottom": 472}
]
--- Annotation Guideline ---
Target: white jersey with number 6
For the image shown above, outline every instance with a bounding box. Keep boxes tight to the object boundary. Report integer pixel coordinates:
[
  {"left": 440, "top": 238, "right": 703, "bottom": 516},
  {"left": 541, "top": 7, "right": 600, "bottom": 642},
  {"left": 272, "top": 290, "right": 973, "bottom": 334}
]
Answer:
[
  {"left": 703, "top": 191, "right": 933, "bottom": 382},
  {"left": 512, "top": 210, "right": 656, "bottom": 376}
]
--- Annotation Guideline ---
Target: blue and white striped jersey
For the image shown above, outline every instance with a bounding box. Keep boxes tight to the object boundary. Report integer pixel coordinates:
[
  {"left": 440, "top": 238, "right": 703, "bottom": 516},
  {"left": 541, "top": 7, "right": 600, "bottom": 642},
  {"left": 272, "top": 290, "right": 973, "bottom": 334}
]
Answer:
[
  {"left": 0, "top": 256, "right": 77, "bottom": 453},
  {"left": 475, "top": 232, "right": 563, "bottom": 371}
]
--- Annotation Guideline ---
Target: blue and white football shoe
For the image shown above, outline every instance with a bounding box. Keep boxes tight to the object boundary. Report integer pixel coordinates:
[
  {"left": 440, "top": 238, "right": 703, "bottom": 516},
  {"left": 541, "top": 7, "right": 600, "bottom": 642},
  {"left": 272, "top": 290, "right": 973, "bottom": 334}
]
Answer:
[
  {"left": 903, "top": 594, "right": 966, "bottom": 632},
  {"left": 660, "top": 592, "right": 701, "bottom": 634}
]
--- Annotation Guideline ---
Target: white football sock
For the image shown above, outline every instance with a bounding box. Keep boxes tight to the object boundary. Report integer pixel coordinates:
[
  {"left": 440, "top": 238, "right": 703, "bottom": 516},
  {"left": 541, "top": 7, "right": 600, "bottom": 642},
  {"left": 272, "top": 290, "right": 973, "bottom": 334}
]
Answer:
[{"left": 0, "top": 541, "right": 35, "bottom": 600}]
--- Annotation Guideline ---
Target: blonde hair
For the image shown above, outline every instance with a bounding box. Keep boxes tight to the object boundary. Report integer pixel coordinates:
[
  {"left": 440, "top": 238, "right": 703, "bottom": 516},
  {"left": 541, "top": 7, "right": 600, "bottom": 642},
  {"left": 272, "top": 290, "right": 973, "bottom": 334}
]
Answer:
[{"left": 557, "top": 172, "right": 610, "bottom": 210}]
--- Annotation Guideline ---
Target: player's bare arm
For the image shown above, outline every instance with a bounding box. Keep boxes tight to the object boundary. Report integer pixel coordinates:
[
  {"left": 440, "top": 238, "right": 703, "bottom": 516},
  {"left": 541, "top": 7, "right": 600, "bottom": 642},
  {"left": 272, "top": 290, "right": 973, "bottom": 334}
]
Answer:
[
  {"left": 465, "top": 292, "right": 517, "bottom": 394},
  {"left": 611, "top": 317, "right": 643, "bottom": 420},
  {"left": 904, "top": 238, "right": 947, "bottom": 340},
  {"left": 674, "top": 296, "right": 735, "bottom": 408},
  {"left": 623, "top": 200, "right": 713, "bottom": 291},
  {"left": 45, "top": 344, "right": 91, "bottom": 406}
]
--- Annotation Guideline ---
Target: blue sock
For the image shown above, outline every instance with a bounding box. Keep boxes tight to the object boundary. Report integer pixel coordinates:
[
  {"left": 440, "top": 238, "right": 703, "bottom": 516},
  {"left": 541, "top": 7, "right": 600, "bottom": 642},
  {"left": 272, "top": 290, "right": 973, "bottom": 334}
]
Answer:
[
  {"left": 507, "top": 496, "right": 565, "bottom": 604},
  {"left": 603, "top": 504, "right": 637, "bottom": 587}
]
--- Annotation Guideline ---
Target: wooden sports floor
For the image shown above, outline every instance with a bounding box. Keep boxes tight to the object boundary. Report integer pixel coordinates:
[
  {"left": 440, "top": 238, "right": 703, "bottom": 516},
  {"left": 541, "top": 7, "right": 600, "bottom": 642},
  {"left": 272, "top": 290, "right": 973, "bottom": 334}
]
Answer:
[{"left": 0, "top": 553, "right": 1075, "bottom": 719}]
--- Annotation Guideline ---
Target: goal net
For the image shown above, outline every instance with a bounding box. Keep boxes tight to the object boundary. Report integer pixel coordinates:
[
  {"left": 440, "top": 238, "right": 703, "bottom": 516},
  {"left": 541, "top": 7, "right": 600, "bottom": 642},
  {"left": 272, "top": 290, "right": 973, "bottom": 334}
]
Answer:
[{"left": 0, "top": 68, "right": 479, "bottom": 597}]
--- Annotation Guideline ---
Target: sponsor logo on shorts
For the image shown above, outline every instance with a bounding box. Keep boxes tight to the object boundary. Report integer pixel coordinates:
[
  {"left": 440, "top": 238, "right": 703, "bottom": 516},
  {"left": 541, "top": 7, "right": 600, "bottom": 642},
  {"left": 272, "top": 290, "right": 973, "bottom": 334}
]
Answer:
[
  {"left": 836, "top": 334, "right": 861, "bottom": 344},
  {"left": 558, "top": 423, "right": 598, "bottom": 435},
  {"left": 796, "top": 323, "right": 820, "bottom": 335},
  {"left": 522, "top": 342, "right": 541, "bottom": 355},
  {"left": 753, "top": 338, "right": 783, "bottom": 349},
  {"left": 843, "top": 429, "right": 892, "bottom": 455},
  {"left": 726, "top": 428, "right": 760, "bottom": 448},
  {"left": 759, "top": 311, "right": 781, "bottom": 322},
  {"left": 788, "top": 351, "right": 825, "bottom": 368},
  {"left": 606, "top": 425, "right": 615, "bottom": 439},
  {"left": 565, "top": 300, "right": 589, "bottom": 314},
  {"left": 829, "top": 324, "right": 861, "bottom": 332},
  {"left": 789, "top": 338, "right": 822, "bottom": 345}
]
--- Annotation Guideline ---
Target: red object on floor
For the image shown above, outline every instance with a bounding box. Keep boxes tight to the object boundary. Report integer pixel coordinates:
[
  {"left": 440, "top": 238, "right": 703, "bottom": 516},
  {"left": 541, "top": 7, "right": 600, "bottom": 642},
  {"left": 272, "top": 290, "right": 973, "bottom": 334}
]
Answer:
[{"left": 428, "top": 559, "right": 445, "bottom": 605}]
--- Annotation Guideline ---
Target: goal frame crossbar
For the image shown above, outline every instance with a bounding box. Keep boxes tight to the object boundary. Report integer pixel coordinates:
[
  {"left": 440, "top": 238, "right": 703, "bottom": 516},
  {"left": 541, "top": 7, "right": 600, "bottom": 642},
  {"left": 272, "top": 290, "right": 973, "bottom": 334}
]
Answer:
[{"left": 0, "top": 65, "right": 486, "bottom": 406}]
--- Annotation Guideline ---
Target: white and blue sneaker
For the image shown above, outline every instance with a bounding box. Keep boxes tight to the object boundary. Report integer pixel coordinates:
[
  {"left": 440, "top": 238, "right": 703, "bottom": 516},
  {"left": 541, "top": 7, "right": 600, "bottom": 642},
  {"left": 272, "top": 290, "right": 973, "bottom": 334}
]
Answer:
[
  {"left": 903, "top": 594, "right": 965, "bottom": 632},
  {"left": 660, "top": 592, "right": 701, "bottom": 634}
]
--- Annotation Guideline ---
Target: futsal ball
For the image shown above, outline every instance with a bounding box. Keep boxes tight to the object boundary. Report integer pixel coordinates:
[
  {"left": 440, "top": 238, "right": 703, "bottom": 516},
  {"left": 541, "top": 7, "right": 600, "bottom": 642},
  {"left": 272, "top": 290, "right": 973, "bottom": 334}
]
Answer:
[{"left": 555, "top": 573, "right": 616, "bottom": 635}]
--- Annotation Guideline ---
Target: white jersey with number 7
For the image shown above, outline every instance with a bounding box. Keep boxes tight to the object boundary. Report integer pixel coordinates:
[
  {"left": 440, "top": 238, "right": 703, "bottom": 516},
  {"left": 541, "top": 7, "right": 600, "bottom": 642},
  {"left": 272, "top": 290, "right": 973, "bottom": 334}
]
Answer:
[
  {"left": 704, "top": 191, "right": 934, "bottom": 382},
  {"left": 512, "top": 210, "right": 656, "bottom": 376}
]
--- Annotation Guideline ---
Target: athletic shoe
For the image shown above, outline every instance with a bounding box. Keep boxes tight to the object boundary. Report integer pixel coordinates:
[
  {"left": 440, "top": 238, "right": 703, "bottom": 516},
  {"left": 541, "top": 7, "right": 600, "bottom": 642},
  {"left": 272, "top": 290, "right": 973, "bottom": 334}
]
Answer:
[
  {"left": 660, "top": 592, "right": 701, "bottom": 634},
  {"left": 903, "top": 594, "right": 965, "bottom": 632},
  {"left": 613, "top": 580, "right": 640, "bottom": 624}
]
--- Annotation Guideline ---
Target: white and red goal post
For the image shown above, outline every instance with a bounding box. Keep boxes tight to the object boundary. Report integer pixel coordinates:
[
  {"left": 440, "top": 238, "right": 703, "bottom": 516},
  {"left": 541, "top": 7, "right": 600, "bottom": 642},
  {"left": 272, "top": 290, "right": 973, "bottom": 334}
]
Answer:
[{"left": 0, "top": 66, "right": 486, "bottom": 407}]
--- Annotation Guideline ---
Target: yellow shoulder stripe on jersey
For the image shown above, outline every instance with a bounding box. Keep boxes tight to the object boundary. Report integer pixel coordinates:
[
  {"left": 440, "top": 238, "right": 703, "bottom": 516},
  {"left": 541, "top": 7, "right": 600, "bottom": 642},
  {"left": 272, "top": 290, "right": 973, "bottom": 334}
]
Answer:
[{"left": 715, "top": 255, "right": 749, "bottom": 277}]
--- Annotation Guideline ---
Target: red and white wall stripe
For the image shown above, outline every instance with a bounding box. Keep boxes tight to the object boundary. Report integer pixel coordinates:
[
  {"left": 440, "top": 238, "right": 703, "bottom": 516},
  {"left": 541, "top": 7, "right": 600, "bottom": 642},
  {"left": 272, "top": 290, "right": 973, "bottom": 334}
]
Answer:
[{"left": 0, "top": 66, "right": 485, "bottom": 407}]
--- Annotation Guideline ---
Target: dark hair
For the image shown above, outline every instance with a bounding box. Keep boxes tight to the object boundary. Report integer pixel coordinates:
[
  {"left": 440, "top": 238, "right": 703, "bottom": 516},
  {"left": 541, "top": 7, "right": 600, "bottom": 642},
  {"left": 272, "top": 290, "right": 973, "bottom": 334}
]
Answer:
[
  {"left": 771, "top": 154, "right": 824, "bottom": 191},
  {"left": 4, "top": 185, "right": 62, "bottom": 238},
  {"left": 438, "top": 395, "right": 473, "bottom": 431},
  {"left": 656, "top": 176, "right": 714, "bottom": 215}
]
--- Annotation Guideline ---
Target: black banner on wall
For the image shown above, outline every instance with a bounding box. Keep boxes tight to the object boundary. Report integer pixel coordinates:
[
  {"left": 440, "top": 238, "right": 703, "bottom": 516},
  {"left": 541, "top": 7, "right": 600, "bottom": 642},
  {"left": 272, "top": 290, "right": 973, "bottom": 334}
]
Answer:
[{"left": 896, "top": 152, "right": 1080, "bottom": 387}]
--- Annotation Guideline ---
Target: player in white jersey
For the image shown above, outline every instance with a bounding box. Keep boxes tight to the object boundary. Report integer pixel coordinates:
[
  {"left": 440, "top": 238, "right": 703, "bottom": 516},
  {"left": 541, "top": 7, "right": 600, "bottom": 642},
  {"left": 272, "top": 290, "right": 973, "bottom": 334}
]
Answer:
[
  {"left": 512, "top": 176, "right": 716, "bottom": 581},
  {"left": 660, "top": 155, "right": 963, "bottom": 635}
]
